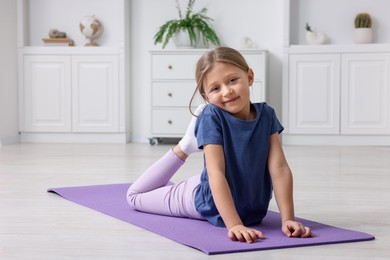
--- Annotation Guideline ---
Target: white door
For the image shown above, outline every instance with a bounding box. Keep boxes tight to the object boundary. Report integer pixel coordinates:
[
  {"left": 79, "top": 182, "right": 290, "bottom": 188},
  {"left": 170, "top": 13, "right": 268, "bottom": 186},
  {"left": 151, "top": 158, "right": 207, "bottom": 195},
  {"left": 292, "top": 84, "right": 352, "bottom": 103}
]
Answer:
[
  {"left": 23, "top": 55, "right": 71, "bottom": 132},
  {"left": 288, "top": 54, "right": 340, "bottom": 134},
  {"left": 72, "top": 55, "right": 119, "bottom": 132},
  {"left": 341, "top": 53, "right": 390, "bottom": 134}
]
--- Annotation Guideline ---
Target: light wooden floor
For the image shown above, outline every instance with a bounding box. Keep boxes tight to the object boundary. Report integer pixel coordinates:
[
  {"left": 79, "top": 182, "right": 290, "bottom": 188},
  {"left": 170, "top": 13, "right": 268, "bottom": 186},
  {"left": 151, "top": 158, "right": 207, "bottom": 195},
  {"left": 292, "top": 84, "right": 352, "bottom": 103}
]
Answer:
[{"left": 0, "top": 143, "right": 389, "bottom": 259}]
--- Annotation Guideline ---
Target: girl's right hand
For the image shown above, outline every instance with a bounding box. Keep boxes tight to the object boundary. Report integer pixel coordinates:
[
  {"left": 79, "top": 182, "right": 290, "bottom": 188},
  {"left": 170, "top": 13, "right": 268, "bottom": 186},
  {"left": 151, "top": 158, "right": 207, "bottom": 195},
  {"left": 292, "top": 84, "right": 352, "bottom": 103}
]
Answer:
[{"left": 228, "top": 225, "right": 265, "bottom": 243}]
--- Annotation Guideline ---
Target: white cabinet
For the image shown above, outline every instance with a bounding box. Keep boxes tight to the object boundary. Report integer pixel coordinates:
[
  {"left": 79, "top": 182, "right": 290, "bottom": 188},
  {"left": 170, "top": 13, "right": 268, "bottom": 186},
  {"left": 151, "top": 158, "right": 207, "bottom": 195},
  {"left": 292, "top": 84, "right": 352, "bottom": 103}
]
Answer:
[
  {"left": 288, "top": 54, "right": 340, "bottom": 134},
  {"left": 150, "top": 49, "right": 267, "bottom": 143},
  {"left": 285, "top": 49, "right": 390, "bottom": 145},
  {"left": 23, "top": 54, "right": 119, "bottom": 133},
  {"left": 341, "top": 53, "right": 390, "bottom": 134},
  {"left": 72, "top": 55, "right": 119, "bottom": 132},
  {"left": 150, "top": 51, "right": 201, "bottom": 141},
  {"left": 23, "top": 55, "right": 72, "bottom": 132},
  {"left": 20, "top": 49, "right": 125, "bottom": 143}
]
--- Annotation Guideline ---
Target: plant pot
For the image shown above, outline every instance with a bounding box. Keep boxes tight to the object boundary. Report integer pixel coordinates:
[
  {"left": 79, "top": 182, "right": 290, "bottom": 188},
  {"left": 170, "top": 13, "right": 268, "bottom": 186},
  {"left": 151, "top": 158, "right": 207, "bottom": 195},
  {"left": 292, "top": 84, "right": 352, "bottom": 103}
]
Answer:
[
  {"left": 354, "top": 28, "right": 373, "bottom": 43},
  {"left": 173, "top": 29, "right": 200, "bottom": 48}
]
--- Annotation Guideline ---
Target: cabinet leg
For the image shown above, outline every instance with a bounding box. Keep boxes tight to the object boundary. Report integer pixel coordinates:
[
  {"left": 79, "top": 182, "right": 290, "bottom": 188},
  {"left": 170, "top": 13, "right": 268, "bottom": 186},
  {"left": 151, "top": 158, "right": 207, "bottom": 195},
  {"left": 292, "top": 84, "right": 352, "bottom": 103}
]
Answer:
[
  {"left": 149, "top": 138, "right": 157, "bottom": 145},
  {"left": 149, "top": 137, "right": 164, "bottom": 145}
]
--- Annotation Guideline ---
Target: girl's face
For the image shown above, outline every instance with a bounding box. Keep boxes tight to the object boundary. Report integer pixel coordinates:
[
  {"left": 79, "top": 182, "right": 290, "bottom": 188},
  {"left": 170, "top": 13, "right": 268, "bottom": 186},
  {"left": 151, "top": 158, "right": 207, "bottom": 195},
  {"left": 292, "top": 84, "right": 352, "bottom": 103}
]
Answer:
[{"left": 202, "top": 62, "right": 254, "bottom": 120}]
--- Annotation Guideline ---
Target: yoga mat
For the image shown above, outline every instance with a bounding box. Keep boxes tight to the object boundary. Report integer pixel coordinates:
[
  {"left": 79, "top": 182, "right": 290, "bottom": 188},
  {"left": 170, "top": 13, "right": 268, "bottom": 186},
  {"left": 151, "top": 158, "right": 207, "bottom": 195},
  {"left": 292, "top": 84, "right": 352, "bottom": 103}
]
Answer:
[{"left": 47, "top": 183, "right": 374, "bottom": 255}]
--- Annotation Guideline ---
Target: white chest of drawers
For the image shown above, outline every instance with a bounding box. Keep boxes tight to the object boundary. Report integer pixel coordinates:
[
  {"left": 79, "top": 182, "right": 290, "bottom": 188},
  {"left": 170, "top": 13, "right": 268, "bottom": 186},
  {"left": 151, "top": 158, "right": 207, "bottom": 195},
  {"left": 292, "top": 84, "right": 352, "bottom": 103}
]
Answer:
[{"left": 150, "top": 49, "right": 267, "bottom": 144}]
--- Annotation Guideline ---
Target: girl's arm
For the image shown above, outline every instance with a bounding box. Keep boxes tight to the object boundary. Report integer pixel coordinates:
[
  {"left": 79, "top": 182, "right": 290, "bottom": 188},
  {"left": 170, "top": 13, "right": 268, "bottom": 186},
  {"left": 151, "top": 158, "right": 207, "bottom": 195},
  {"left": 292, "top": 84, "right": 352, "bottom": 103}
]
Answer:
[
  {"left": 268, "top": 133, "right": 312, "bottom": 238},
  {"left": 203, "top": 144, "right": 264, "bottom": 243}
]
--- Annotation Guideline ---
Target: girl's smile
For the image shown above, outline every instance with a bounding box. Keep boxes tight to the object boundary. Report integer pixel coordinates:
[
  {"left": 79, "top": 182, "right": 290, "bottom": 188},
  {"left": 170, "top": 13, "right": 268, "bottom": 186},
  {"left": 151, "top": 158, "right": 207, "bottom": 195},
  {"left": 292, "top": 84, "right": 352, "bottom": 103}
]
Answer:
[{"left": 223, "top": 96, "right": 240, "bottom": 104}]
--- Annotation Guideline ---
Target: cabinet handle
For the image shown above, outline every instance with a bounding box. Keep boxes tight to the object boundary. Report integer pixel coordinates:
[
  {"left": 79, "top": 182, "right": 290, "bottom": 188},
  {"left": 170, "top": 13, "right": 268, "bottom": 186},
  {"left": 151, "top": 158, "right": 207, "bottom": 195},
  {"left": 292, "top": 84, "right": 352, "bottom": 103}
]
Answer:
[
  {"left": 168, "top": 92, "right": 172, "bottom": 97},
  {"left": 168, "top": 120, "right": 172, "bottom": 125},
  {"left": 168, "top": 65, "right": 173, "bottom": 70}
]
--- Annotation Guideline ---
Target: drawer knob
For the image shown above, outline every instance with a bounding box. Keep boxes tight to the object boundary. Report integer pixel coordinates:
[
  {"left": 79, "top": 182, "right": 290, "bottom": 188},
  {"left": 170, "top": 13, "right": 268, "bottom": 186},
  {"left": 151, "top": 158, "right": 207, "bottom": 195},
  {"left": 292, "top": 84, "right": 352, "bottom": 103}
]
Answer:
[
  {"left": 168, "top": 65, "right": 173, "bottom": 70},
  {"left": 168, "top": 92, "right": 172, "bottom": 97},
  {"left": 168, "top": 120, "right": 172, "bottom": 124}
]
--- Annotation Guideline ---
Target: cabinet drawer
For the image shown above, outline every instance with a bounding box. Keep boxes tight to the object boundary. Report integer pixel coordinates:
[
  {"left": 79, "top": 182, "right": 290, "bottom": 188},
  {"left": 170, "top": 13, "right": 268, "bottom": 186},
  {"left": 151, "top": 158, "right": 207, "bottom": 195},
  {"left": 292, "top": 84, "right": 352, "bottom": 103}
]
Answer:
[
  {"left": 244, "top": 53, "right": 266, "bottom": 81},
  {"left": 152, "top": 82, "right": 196, "bottom": 107},
  {"left": 250, "top": 81, "right": 265, "bottom": 103},
  {"left": 152, "top": 109, "right": 192, "bottom": 135},
  {"left": 152, "top": 54, "right": 200, "bottom": 80}
]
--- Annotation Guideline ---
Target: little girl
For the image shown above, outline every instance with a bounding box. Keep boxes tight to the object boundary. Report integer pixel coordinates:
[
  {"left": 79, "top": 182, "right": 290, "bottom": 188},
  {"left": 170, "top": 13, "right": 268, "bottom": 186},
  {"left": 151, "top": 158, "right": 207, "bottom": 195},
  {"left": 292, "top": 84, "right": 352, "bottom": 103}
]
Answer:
[{"left": 127, "top": 47, "right": 312, "bottom": 243}]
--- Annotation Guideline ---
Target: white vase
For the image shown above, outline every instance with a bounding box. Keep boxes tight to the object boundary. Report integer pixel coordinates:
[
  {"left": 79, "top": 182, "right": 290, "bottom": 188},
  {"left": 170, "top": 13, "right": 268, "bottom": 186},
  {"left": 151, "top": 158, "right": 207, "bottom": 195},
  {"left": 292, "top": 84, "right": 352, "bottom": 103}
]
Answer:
[
  {"left": 305, "top": 31, "right": 326, "bottom": 45},
  {"left": 354, "top": 28, "right": 373, "bottom": 43},
  {"left": 173, "top": 29, "right": 199, "bottom": 48}
]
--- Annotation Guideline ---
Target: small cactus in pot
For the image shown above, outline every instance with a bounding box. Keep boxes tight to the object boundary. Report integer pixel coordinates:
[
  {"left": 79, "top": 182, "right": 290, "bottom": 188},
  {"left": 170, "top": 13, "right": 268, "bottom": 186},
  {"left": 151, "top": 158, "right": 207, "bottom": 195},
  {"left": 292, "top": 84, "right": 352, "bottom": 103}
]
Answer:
[
  {"left": 355, "top": 13, "right": 372, "bottom": 28},
  {"left": 354, "top": 13, "right": 373, "bottom": 43}
]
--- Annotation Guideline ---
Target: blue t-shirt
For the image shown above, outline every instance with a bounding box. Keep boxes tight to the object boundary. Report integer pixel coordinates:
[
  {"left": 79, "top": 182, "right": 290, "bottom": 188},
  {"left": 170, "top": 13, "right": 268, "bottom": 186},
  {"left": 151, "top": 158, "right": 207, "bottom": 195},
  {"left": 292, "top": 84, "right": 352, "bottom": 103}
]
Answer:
[{"left": 194, "top": 102, "right": 284, "bottom": 227}]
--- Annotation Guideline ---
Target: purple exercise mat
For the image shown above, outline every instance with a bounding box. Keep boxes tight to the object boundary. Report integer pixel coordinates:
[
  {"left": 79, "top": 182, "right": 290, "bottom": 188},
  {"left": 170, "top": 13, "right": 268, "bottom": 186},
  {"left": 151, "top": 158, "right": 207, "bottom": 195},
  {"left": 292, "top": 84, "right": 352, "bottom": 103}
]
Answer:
[{"left": 47, "top": 183, "right": 374, "bottom": 255}]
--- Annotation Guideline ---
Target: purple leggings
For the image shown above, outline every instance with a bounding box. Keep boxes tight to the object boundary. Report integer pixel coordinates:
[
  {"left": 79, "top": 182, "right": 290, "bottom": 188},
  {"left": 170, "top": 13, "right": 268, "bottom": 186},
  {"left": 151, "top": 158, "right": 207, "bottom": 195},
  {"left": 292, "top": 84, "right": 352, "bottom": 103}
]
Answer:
[{"left": 126, "top": 149, "right": 204, "bottom": 220}]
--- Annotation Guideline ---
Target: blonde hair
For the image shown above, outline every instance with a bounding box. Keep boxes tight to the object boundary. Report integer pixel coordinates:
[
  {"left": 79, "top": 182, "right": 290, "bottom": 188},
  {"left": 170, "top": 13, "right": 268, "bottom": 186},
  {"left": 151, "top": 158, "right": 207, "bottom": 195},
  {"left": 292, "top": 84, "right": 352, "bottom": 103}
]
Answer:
[{"left": 189, "top": 47, "right": 250, "bottom": 116}]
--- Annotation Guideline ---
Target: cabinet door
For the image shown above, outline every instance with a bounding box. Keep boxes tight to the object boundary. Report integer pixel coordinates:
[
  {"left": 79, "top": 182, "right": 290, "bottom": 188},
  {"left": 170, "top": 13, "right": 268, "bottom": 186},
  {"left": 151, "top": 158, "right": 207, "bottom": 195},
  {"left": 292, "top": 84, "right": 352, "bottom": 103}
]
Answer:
[
  {"left": 341, "top": 53, "right": 390, "bottom": 134},
  {"left": 72, "top": 55, "right": 119, "bottom": 132},
  {"left": 23, "top": 55, "right": 71, "bottom": 132},
  {"left": 288, "top": 54, "right": 340, "bottom": 134},
  {"left": 250, "top": 81, "right": 265, "bottom": 103}
]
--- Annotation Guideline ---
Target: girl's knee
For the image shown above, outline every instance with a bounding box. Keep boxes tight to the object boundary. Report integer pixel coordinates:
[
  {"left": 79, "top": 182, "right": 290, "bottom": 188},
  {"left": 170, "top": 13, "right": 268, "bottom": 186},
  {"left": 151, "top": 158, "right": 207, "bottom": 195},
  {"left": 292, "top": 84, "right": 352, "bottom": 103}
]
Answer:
[{"left": 126, "top": 187, "right": 138, "bottom": 208}]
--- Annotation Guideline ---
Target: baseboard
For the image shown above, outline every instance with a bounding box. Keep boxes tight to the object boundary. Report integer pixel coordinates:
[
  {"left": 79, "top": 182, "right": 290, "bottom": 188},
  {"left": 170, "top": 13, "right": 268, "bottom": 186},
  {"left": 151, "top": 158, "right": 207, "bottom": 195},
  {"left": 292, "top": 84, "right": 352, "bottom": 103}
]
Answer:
[
  {"left": 0, "top": 135, "right": 20, "bottom": 146},
  {"left": 20, "top": 133, "right": 130, "bottom": 144},
  {"left": 282, "top": 134, "right": 390, "bottom": 146}
]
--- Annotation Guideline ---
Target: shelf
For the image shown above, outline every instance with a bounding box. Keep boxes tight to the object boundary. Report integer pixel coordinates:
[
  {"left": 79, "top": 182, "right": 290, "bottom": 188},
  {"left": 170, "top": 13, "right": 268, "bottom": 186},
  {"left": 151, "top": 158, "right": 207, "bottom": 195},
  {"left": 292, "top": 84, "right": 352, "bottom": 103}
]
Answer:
[
  {"left": 21, "top": 46, "right": 121, "bottom": 55},
  {"left": 150, "top": 49, "right": 268, "bottom": 55},
  {"left": 288, "top": 43, "right": 390, "bottom": 54}
]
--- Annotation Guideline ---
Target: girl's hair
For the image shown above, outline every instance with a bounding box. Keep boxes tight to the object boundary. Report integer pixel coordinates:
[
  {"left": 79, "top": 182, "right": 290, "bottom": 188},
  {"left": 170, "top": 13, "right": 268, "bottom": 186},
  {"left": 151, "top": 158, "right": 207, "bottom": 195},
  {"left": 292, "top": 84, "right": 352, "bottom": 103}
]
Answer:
[{"left": 189, "top": 47, "right": 250, "bottom": 116}]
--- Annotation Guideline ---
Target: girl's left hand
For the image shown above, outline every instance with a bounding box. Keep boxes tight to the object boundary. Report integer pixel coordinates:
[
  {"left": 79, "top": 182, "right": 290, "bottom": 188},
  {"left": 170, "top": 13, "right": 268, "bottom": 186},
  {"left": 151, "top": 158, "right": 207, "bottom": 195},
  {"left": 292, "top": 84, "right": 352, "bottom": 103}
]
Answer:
[{"left": 282, "top": 220, "right": 313, "bottom": 238}]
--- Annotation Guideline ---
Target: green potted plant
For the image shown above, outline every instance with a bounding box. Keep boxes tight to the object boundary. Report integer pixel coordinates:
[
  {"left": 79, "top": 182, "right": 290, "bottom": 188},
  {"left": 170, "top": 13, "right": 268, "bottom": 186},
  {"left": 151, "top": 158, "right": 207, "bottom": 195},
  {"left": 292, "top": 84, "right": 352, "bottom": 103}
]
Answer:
[
  {"left": 354, "top": 13, "right": 373, "bottom": 43},
  {"left": 153, "top": 0, "right": 220, "bottom": 48}
]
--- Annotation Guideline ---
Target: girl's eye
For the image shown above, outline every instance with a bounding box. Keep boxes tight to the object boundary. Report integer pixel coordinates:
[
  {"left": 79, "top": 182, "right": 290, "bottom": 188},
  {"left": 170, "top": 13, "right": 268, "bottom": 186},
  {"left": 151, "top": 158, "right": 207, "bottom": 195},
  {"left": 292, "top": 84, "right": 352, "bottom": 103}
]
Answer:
[
  {"left": 229, "top": 78, "right": 238, "bottom": 84},
  {"left": 210, "top": 86, "right": 220, "bottom": 92}
]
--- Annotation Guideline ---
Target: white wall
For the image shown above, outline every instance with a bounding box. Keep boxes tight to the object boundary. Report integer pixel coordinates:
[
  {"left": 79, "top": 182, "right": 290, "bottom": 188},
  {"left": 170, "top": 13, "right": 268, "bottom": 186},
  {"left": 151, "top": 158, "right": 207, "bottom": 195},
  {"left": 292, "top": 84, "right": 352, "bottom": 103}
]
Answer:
[
  {"left": 129, "top": 0, "right": 284, "bottom": 143},
  {"left": 0, "top": 0, "right": 18, "bottom": 145}
]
